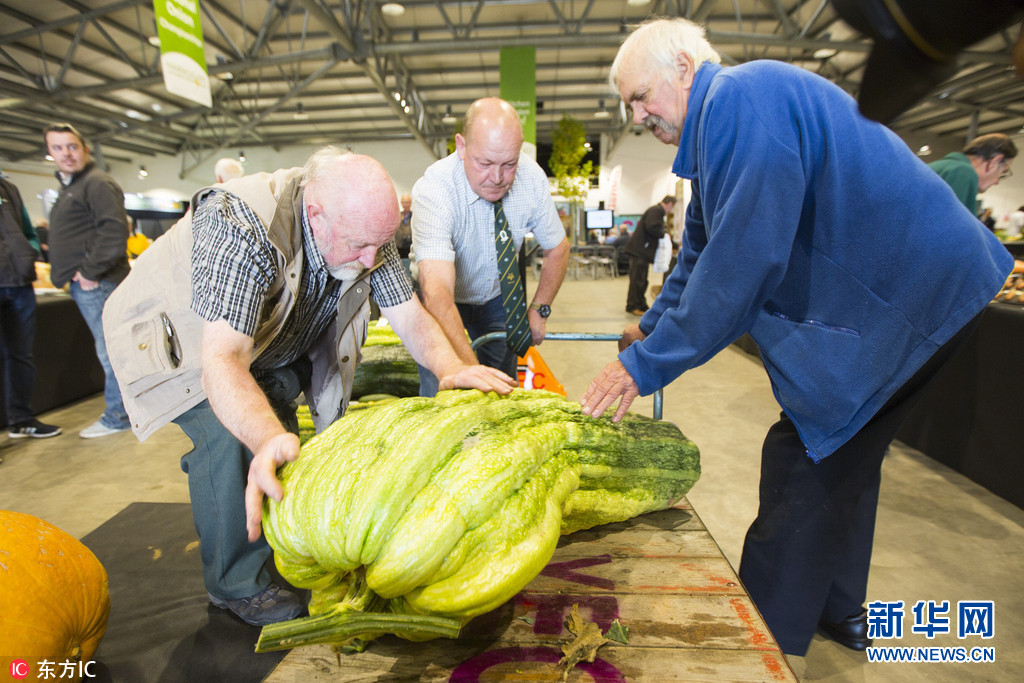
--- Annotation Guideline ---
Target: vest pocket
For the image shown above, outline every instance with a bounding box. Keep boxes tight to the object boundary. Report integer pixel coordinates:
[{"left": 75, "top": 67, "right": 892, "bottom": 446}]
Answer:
[{"left": 122, "top": 316, "right": 178, "bottom": 382}]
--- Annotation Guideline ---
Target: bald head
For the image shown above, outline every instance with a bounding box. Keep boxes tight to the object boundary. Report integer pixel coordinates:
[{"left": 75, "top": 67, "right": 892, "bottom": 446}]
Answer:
[
  {"left": 456, "top": 98, "right": 524, "bottom": 202},
  {"left": 462, "top": 98, "right": 523, "bottom": 146},
  {"left": 302, "top": 147, "right": 400, "bottom": 279},
  {"left": 214, "top": 157, "right": 244, "bottom": 183}
]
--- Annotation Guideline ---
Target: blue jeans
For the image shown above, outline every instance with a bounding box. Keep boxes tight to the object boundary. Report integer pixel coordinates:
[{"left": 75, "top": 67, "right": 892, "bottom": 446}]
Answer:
[
  {"left": 70, "top": 280, "right": 130, "bottom": 429},
  {"left": 418, "top": 296, "right": 519, "bottom": 397},
  {"left": 0, "top": 286, "right": 37, "bottom": 424}
]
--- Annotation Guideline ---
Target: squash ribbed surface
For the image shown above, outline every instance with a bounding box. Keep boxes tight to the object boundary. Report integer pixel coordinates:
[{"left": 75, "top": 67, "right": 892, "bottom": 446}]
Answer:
[{"left": 258, "top": 388, "right": 699, "bottom": 652}]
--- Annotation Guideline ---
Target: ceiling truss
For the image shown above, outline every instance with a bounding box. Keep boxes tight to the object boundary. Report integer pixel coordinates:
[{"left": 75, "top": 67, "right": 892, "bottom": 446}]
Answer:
[{"left": 0, "top": 0, "right": 1020, "bottom": 172}]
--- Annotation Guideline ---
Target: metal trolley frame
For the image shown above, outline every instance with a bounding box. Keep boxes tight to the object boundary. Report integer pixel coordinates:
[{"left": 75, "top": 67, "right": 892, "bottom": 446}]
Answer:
[{"left": 470, "top": 331, "right": 664, "bottom": 420}]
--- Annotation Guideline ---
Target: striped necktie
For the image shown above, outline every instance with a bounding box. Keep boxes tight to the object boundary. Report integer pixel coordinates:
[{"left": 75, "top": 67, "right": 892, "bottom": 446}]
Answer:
[{"left": 493, "top": 201, "right": 532, "bottom": 357}]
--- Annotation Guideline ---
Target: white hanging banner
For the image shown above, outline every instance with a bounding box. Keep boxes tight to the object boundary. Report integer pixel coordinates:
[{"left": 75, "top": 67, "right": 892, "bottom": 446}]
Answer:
[{"left": 153, "top": 0, "right": 212, "bottom": 107}]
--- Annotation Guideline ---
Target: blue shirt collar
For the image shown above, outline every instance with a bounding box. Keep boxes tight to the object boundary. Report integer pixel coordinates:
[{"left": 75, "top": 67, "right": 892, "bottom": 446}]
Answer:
[{"left": 672, "top": 62, "right": 723, "bottom": 180}]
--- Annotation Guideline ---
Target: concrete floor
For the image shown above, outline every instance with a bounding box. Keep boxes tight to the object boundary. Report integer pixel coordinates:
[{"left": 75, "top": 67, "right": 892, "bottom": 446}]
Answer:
[{"left": 3, "top": 274, "right": 1022, "bottom": 681}]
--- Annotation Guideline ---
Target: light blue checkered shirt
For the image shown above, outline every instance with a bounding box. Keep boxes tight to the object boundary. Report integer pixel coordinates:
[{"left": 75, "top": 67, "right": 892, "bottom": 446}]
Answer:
[{"left": 410, "top": 151, "right": 565, "bottom": 304}]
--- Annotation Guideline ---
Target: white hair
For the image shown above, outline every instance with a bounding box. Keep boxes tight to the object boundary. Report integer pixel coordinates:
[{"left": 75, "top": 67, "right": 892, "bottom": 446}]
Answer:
[
  {"left": 300, "top": 145, "right": 351, "bottom": 189},
  {"left": 609, "top": 18, "right": 722, "bottom": 91},
  {"left": 214, "top": 157, "right": 244, "bottom": 183}
]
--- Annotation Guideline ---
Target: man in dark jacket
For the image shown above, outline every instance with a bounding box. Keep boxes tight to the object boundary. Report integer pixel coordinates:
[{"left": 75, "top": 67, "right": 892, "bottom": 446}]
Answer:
[
  {"left": 44, "top": 123, "right": 131, "bottom": 439},
  {"left": 624, "top": 195, "right": 675, "bottom": 315},
  {"left": 0, "top": 170, "right": 61, "bottom": 441}
]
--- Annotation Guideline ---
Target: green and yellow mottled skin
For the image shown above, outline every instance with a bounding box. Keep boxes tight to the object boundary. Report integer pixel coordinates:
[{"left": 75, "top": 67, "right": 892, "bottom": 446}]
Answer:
[{"left": 257, "top": 389, "right": 699, "bottom": 653}]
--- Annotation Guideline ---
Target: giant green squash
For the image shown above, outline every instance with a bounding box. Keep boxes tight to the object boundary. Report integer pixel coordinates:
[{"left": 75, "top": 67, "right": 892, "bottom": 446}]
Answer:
[{"left": 258, "top": 389, "right": 699, "bottom": 652}]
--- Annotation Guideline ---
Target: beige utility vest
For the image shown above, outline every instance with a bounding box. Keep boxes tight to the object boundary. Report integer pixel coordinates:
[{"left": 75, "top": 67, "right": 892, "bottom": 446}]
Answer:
[{"left": 102, "top": 168, "right": 373, "bottom": 440}]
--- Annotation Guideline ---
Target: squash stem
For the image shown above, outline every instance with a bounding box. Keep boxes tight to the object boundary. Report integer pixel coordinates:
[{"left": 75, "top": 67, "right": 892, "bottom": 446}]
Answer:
[{"left": 255, "top": 609, "right": 461, "bottom": 652}]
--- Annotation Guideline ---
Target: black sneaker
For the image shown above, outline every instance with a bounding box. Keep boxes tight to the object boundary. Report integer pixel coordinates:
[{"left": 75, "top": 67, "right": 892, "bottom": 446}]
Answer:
[
  {"left": 8, "top": 419, "right": 62, "bottom": 439},
  {"left": 208, "top": 585, "right": 305, "bottom": 626}
]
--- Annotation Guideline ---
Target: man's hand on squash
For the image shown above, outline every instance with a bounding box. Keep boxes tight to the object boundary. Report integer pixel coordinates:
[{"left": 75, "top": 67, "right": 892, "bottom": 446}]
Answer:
[
  {"left": 580, "top": 360, "right": 641, "bottom": 422},
  {"left": 245, "top": 431, "right": 301, "bottom": 541},
  {"left": 437, "top": 363, "right": 518, "bottom": 394}
]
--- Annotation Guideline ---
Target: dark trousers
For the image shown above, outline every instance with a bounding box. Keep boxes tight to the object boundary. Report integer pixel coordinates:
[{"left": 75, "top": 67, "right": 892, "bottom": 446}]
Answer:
[
  {"left": 0, "top": 285, "right": 37, "bottom": 424},
  {"left": 738, "top": 313, "right": 982, "bottom": 656},
  {"left": 418, "top": 296, "right": 518, "bottom": 397},
  {"left": 174, "top": 400, "right": 282, "bottom": 599},
  {"left": 626, "top": 256, "right": 650, "bottom": 312}
]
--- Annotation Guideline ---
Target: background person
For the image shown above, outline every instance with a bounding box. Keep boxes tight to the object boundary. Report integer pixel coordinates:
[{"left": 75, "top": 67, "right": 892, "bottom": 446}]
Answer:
[
  {"left": 624, "top": 195, "right": 675, "bottom": 315},
  {"left": 412, "top": 97, "right": 570, "bottom": 396},
  {"left": 103, "top": 147, "right": 514, "bottom": 626},
  {"left": 579, "top": 18, "right": 1012, "bottom": 657},
  {"left": 44, "top": 123, "right": 131, "bottom": 439},
  {"left": 0, "top": 169, "right": 60, "bottom": 440},
  {"left": 928, "top": 133, "right": 1017, "bottom": 219},
  {"left": 214, "top": 157, "right": 245, "bottom": 184}
]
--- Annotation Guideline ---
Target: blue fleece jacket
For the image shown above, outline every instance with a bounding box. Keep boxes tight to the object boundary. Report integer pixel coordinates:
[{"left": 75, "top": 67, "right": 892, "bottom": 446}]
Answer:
[{"left": 620, "top": 61, "right": 1012, "bottom": 461}]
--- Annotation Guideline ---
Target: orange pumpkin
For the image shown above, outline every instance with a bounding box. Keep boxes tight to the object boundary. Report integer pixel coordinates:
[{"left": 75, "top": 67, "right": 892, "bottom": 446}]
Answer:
[{"left": 0, "top": 510, "right": 110, "bottom": 670}]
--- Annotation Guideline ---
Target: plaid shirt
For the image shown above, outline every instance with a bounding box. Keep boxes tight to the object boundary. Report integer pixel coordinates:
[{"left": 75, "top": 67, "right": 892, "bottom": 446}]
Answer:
[{"left": 190, "top": 189, "right": 412, "bottom": 370}]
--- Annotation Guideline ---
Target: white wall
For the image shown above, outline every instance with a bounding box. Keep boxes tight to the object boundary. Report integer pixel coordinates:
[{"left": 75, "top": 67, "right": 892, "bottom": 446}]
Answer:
[
  {"left": 588, "top": 132, "right": 682, "bottom": 214},
  {"left": 1, "top": 139, "right": 438, "bottom": 226},
  {"left": 5, "top": 128, "right": 1021, "bottom": 231}
]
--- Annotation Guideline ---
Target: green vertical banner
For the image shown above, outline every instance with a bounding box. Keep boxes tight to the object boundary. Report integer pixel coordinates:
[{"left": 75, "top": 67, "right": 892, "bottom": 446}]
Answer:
[
  {"left": 153, "top": 0, "right": 211, "bottom": 107},
  {"left": 500, "top": 47, "right": 536, "bottom": 152}
]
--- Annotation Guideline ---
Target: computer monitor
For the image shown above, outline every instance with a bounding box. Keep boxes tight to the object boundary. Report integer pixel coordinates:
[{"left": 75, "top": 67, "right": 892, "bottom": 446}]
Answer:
[{"left": 585, "top": 209, "right": 614, "bottom": 230}]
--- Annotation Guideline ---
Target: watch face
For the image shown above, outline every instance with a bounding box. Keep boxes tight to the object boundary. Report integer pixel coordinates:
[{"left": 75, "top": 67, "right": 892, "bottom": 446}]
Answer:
[{"left": 537, "top": 304, "right": 551, "bottom": 318}]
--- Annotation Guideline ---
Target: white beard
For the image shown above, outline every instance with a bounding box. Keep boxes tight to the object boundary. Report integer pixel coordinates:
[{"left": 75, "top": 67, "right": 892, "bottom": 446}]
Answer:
[{"left": 328, "top": 262, "right": 366, "bottom": 282}]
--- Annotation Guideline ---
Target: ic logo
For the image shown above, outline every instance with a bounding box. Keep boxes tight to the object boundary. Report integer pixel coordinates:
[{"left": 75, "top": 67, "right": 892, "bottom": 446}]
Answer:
[{"left": 9, "top": 659, "right": 29, "bottom": 679}]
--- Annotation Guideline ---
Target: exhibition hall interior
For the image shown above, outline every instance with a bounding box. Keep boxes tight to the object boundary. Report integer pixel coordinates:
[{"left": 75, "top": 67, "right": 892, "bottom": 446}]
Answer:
[{"left": 1, "top": 1, "right": 1023, "bottom": 681}]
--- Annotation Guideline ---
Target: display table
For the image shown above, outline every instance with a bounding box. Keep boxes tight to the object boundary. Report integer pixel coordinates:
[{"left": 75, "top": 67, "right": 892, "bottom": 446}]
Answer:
[
  {"left": 1003, "top": 241, "right": 1024, "bottom": 260},
  {"left": 896, "top": 302, "right": 1024, "bottom": 509},
  {"left": 0, "top": 292, "right": 104, "bottom": 426},
  {"left": 731, "top": 302, "right": 1023, "bottom": 510},
  {"left": 268, "top": 501, "right": 795, "bottom": 681}
]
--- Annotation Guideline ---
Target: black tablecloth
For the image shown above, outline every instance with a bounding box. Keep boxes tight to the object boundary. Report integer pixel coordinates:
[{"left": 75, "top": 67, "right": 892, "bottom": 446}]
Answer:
[
  {"left": 0, "top": 292, "right": 104, "bottom": 426},
  {"left": 896, "top": 302, "right": 1024, "bottom": 509},
  {"left": 731, "top": 303, "right": 1024, "bottom": 510}
]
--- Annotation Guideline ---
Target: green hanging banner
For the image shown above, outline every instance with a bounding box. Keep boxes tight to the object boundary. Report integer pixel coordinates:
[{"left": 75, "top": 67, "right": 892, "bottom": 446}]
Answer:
[
  {"left": 153, "top": 0, "right": 212, "bottom": 107},
  {"left": 500, "top": 47, "right": 536, "bottom": 148}
]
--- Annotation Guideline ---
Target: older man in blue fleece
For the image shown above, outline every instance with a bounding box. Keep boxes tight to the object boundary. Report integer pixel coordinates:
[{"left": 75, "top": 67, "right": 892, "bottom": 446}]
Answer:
[{"left": 580, "top": 18, "right": 1012, "bottom": 657}]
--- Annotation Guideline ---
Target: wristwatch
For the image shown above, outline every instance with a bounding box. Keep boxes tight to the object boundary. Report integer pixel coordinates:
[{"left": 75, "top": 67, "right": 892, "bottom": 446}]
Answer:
[{"left": 529, "top": 302, "right": 551, "bottom": 318}]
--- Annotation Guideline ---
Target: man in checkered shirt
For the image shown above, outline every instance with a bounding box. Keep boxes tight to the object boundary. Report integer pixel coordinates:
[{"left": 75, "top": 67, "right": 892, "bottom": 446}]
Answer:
[
  {"left": 413, "top": 98, "right": 571, "bottom": 395},
  {"left": 103, "top": 148, "right": 515, "bottom": 626}
]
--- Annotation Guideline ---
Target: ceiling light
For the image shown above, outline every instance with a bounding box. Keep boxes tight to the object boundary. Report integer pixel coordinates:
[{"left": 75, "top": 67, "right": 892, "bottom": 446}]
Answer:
[
  {"left": 918, "top": 145, "right": 932, "bottom": 156},
  {"left": 403, "top": 105, "right": 411, "bottom": 114},
  {"left": 813, "top": 48, "right": 837, "bottom": 59},
  {"left": 583, "top": 142, "right": 592, "bottom": 150},
  {"left": 148, "top": 36, "right": 161, "bottom": 47},
  {"left": 394, "top": 91, "right": 402, "bottom": 101},
  {"left": 238, "top": 150, "right": 246, "bottom": 162},
  {"left": 138, "top": 166, "right": 149, "bottom": 179},
  {"left": 594, "top": 99, "right": 612, "bottom": 119},
  {"left": 218, "top": 72, "right": 234, "bottom": 81},
  {"left": 626, "top": 0, "right": 652, "bottom": 6},
  {"left": 125, "top": 109, "right": 148, "bottom": 121},
  {"left": 442, "top": 105, "right": 457, "bottom": 124},
  {"left": 294, "top": 102, "right": 309, "bottom": 120},
  {"left": 44, "top": 154, "right": 54, "bottom": 162},
  {"left": 381, "top": 3, "right": 406, "bottom": 17}
]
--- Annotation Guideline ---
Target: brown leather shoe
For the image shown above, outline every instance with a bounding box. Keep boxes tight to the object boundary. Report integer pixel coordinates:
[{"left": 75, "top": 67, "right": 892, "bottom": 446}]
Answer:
[{"left": 629, "top": 309, "right": 646, "bottom": 316}]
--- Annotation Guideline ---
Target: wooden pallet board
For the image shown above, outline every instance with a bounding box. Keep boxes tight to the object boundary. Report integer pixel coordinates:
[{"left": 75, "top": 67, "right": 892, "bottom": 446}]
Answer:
[{"left": 267, "top": 502, "right": 796, "bottom": 681}]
